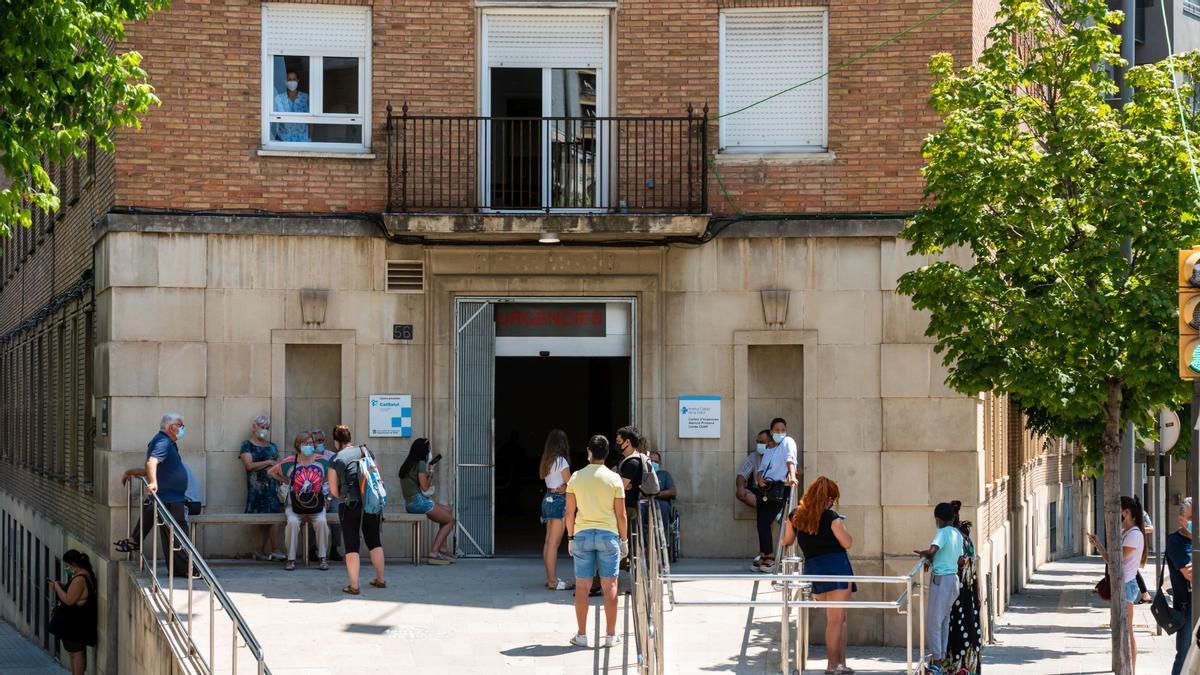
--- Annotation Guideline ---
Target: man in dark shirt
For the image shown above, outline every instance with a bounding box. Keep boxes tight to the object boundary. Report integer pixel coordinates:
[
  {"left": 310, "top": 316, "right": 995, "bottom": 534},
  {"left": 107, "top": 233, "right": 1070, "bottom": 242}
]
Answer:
[
  {"left": 615, "top": 426, "right": 643, "bottom": 570},
  {"left": 119, "top": 413, "right": 195, "bottom": 575},
  {"left": 1167, "top": 497, "right": 1194, "bottom": 675}
]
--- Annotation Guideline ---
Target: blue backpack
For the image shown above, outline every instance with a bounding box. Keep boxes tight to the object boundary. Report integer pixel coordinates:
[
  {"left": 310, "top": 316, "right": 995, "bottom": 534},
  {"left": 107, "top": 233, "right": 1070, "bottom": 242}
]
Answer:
[{"left": 357, "top": 446, "right": 388, "bottom": 514}]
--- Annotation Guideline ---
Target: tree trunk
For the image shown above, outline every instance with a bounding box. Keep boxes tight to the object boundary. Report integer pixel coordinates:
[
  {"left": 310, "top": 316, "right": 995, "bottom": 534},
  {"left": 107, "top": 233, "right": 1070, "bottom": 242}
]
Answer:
[{"left": 1102, "top": 381, "right": 1131, "bottom": 675}]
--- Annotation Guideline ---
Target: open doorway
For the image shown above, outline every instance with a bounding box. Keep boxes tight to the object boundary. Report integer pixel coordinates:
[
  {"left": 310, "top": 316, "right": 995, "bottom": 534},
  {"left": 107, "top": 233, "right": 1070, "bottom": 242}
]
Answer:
[{"left": 492, "top": 356, "right": 630, "bottom": 556}]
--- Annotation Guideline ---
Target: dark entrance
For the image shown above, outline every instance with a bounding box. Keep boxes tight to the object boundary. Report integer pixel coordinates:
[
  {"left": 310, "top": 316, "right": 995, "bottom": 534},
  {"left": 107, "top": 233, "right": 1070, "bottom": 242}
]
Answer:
[{"left": 492, "top": 356, "right": 631, "bottom": 556}]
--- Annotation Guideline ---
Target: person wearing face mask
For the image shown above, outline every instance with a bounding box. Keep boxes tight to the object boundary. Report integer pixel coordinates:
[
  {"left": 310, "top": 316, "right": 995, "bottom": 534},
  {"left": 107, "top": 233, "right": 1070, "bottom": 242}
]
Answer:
[
  {"left": 240, "top": 415, "right": 285, "bottom": 562},
  {"left": 737, "top": 430, "right": 771, "bottom": 510},
  {"left": 309, "top": 429, "right": 343, "bottom": 562},
  {"left": 1167, "top": 497, "right": 1193, "bottom": 675},
  {"left": 269, "top": 431, "right": 332, "bottom": 571},
  {"left": 271, "top": 70, "right": 310, "bottom": 142},
  {"left": 47, "top": 550, "right": 97, "bottom": 675},
  {"left": 116, "top": 413, "right": 196, "bottom": 576},
  {"left": 646, "top": 448, "right": 677, "bottom": 534},
  {"left": 753, "top": 418, "right": 799, "bottom": 572}
]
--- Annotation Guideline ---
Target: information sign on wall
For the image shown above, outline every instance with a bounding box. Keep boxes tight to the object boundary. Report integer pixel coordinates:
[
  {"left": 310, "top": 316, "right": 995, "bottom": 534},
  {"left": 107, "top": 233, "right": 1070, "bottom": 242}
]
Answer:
[
  {"left": 369, "top": 394, "right": 412, "bottom": 437},
  {"left": 678, "top": 396, "right": 721, "bottom": 439}
]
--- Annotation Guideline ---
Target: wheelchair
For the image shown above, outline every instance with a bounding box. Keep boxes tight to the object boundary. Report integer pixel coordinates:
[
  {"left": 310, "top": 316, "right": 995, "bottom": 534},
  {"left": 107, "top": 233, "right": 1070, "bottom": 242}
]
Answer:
[{"left": 653, "top": 498, "right": 682, "bottom": 562}]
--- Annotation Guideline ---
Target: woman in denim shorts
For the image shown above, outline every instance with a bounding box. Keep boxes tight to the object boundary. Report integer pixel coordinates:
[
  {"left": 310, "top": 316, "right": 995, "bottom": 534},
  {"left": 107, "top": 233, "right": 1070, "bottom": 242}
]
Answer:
[
  {"left": 539, "top": 429, "right": 573, "bottom": 590},
  {"left": 399, "top": 439, "right": 457, "bottom": 565},
  {"left": 1088, "top": 496, "right": 1147, "bottom": 674}
]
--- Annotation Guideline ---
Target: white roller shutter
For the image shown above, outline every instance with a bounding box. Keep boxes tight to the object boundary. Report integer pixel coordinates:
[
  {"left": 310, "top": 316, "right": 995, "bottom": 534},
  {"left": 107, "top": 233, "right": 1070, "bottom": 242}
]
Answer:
[
  {"left": 720, "top": 10, "right": 827, "bottom": 151},
  {"left": 263, "top": 3, "right": 370, "bottom": 55},
  {"left": 485, "top": 13, "right": 607, "bottom": 68}
]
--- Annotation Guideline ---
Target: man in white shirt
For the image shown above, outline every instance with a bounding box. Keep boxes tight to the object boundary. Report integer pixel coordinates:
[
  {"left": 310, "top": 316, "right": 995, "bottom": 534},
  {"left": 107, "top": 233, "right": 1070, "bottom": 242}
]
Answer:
[{"left": 752, "top": 418, "right": 799, "bottom": 571}]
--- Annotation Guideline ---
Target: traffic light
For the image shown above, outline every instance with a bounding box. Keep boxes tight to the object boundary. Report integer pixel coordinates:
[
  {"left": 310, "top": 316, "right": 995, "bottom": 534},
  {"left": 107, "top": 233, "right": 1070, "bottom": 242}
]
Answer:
[{"left": 1179, "top": 248, "right": 1200, "bottom": 378}]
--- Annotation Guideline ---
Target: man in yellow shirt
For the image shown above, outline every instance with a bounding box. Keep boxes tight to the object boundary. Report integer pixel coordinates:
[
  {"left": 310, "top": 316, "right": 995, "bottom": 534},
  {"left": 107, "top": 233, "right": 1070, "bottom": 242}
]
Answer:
[{"left": 565, "top": 434, "right": 629, "bottom": 649}]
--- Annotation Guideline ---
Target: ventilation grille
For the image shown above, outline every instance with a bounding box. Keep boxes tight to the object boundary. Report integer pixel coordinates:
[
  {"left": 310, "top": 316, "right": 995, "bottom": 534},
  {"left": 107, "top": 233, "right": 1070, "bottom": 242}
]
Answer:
[{"left": 386, "top": 260, "right": 424, "bottom": 292}]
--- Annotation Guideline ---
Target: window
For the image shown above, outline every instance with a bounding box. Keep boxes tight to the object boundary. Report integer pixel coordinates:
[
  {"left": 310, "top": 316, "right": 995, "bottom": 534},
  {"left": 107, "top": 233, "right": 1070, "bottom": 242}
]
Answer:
[
  {"left": 719, "top": 9, "right": 827, "bottom": 153},
  {"left": 261, "top": 4, "right": 371, "bottom": 151}
]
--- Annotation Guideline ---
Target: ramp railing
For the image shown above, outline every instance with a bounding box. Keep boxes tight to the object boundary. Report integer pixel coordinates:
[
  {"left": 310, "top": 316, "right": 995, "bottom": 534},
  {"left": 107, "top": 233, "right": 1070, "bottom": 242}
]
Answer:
[{"left": 126, "top": 477, "right": 272, "bottom": 675}]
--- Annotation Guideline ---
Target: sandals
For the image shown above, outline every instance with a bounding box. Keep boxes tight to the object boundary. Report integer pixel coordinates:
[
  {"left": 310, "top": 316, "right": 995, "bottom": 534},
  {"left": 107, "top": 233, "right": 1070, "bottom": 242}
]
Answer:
[
  {"left": 342, "top": 585, "right": 360, "bottom": 595},
  {"left": 319, "top": 558, "right": 329, "bottom": 571},
  {"left": 548, "top": 578, "right": 573, "bottom": 591},
  {"left": 284, "top": 560, "right": 296, "bottom": 571},
  {"left": 370, "top": 579, "right": 387, "bottom": 589},
  {"left": 114, "top": 539, "right": 139, "bottom": 553},
  {"left": 425, "top": 554, "right": 451, "bottom": 566},
  {"left": 825, "top": 667, "right": 855, "bottom": 675}
]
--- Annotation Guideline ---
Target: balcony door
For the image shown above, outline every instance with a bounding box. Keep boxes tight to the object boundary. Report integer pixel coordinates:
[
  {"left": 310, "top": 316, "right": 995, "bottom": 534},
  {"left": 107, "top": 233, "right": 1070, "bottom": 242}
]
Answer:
[{"left": 482, "top": 11, "right": 609, "bottom": 211}]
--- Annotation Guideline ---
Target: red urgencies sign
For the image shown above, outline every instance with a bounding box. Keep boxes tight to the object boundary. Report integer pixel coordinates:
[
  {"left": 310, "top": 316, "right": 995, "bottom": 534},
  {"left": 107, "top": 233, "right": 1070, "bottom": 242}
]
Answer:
[{"left": 494, "top": 303, "right": 607, "bottom": 337}]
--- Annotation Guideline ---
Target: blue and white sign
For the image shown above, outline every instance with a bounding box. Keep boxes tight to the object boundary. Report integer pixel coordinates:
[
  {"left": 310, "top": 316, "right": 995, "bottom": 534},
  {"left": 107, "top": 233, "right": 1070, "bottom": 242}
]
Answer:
[
  {"left": 679, "top": 396, "right": 721, "bottom": 439},
  {"left": 369, "top": 394, "right": 412, "bottom": 438}
]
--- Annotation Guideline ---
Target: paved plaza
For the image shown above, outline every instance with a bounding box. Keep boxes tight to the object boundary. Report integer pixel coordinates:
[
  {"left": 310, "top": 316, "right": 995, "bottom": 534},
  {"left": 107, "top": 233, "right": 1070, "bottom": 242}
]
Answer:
[
  {"left": 127, "top": 555, "right": 1177, "bottom": 674},
  {"left": 1, "top": 555, "right": 1181, "bottom": 673}
]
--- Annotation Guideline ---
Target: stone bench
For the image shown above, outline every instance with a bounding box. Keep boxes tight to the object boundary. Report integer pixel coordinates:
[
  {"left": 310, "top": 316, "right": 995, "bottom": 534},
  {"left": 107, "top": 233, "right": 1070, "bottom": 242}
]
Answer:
[{"left": 189, "top": 511, "right": 427, "bottom": 566}]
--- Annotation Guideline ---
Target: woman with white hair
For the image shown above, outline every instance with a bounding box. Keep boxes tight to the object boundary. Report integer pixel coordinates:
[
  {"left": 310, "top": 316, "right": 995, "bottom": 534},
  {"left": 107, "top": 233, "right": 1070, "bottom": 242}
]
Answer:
[{"left": 240, "top": 415, "right": 284, "bottom": 561}]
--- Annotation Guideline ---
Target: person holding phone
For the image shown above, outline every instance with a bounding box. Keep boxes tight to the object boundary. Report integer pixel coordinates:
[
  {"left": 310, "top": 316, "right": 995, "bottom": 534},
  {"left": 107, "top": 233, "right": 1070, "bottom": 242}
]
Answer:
[{"left": 399, "top": 438, "right": 456, "bottom": 564}]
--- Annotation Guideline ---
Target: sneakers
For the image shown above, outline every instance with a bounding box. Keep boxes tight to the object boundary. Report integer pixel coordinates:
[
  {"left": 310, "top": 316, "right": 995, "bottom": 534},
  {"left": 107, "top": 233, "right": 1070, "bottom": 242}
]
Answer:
[
  {"left": 318, "top": 558, "right": 329, "bottom": 571},
  {"left": 603, "top": 634, "right": 622, "bottom": 648},
  {"left": 570, "top": 634, "right": 589, "bottom": 648},
  {"left": 284, "top": 560, "right": 296, "bottom": 571}
]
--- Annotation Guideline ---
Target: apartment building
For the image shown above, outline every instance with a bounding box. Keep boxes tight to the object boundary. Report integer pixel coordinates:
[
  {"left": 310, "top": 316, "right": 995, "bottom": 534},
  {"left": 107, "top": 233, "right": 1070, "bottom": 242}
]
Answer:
[{"left": 0, "top": 1, "right": 1098, "bottom": 668}]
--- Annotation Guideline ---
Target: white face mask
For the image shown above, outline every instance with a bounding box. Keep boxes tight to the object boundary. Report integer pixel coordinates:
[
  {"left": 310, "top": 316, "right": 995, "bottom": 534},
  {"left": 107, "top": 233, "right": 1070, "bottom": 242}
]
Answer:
[
  {"left": 256, "top": 428, "right": 269, "bottom": 440},
  {"left": 286, "top": 80, "right": 299, "bottom": 92}
]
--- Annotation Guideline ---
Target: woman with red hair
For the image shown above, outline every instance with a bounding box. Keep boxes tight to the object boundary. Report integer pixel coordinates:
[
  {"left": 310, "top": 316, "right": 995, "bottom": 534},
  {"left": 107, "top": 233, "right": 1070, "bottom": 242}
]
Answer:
[{"left": 782, "top": 476, "right": 856, "bottom": 674}]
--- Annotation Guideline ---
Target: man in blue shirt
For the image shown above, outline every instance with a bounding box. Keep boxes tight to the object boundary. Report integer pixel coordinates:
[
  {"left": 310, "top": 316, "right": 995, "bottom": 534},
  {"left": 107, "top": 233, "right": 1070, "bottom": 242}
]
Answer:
[
  {"left": 118, "top": 413, "right": 196, "bottom": 576},
  {"left": 915, "top": 502, "right": 964, "bottom": 675},
  {"left": 1167, "top": 498, "right": 1194, "bottom": 675},
  {"left": 271, "top": 71, "right": 310, "bottom": 142}
]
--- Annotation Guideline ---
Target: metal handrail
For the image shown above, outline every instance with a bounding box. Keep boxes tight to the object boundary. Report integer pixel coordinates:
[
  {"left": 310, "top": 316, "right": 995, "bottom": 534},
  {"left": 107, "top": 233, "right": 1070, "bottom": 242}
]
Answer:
[
  {"left": 127, "top": 477, "right": 271, "bottom": 675},
  {"left": 661, "top": 550, "right": 928, "bottom": 675}
]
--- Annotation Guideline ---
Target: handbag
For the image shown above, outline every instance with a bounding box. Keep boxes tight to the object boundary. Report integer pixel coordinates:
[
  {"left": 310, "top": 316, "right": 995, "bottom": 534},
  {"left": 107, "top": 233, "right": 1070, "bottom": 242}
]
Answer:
[
  {"left": 760, "top": 480, "right": 786, "bottom": 505},
  {"left": 46, "top": 602, "right": 67, "bottom": 637},
  {"left": 1153, "top": 553, "right": 1187, "bottom": 635},
  {"left": 1095, "top": 572, "right": 1111, "bottom": 602}
]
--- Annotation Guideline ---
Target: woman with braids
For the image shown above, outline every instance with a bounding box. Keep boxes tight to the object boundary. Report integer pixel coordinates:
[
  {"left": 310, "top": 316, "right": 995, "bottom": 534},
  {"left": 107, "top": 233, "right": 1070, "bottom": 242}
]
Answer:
[
  {"left": 946, "top": 500, "right": 982, "bottom": 675},
  {"left": 782, "top": 476, "right": 856, "bottom": 675}
]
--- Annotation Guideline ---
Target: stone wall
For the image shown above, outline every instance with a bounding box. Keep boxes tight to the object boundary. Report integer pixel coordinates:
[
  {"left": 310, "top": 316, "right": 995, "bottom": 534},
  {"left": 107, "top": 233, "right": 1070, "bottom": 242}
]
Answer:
[{"left": 94, "top": 216, "right": 991, "bottom": 645}]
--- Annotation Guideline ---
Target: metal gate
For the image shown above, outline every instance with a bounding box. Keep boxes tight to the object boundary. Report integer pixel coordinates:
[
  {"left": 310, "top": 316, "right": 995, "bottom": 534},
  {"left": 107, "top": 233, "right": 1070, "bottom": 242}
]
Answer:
[{"left": 455, "top": 300, "right": 496, "bottom": 557}]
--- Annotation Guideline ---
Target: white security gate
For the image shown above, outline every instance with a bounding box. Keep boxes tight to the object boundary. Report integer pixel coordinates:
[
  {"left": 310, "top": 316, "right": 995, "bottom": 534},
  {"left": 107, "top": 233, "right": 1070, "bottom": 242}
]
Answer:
[{"left": 455, "top": 300, "right": 495, "bottom": 557}]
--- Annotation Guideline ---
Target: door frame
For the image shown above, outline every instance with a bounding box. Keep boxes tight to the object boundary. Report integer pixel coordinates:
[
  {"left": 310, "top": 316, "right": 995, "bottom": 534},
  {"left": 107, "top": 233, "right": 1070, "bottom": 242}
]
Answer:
[
  {"left": 478, "top": 8, "right": 612, "bottom": 211},
  {"left": 452, "top": 296, "right": 637, "bottom": 556}
]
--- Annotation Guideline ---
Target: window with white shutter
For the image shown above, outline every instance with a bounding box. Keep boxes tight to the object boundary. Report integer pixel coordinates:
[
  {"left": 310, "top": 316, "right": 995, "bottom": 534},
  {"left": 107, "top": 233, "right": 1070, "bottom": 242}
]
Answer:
[
  {"left": 719, "top": 9, "right": 828, "bottom": 153},
  {"left": 261, "top": 3, "right": 371, "bottom": 152}
]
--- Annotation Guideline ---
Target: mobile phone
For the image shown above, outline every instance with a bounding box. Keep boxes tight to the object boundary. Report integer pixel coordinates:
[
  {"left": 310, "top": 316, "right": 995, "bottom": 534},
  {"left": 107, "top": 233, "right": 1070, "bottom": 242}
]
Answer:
[{"left": 429, "top": 454, "right": 443, "bottom": 466}]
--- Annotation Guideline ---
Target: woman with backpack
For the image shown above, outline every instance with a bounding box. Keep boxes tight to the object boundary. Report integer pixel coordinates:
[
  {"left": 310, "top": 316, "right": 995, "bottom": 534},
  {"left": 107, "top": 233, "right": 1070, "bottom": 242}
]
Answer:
[
  {"left": 399, "top": 438, "right": 456, "bottom": 565},
  {"left": 269, "top": 431, "right": 331, "bottom": 571},
  {"left": 328, "top": 425, "right": 386, "bottom": 595}
]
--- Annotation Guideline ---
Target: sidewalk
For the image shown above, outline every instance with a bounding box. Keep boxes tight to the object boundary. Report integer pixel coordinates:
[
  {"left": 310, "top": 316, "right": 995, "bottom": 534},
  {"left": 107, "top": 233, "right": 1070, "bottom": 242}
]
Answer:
[
  {"left": 178, "top": 555, "right": 1177, "bottom": 673},
  {"left": 983, "top": 556, "right": 1176, "bottom": 673},
  {"left": 0, "top": 620, "right": 65, "bottom": 674}
]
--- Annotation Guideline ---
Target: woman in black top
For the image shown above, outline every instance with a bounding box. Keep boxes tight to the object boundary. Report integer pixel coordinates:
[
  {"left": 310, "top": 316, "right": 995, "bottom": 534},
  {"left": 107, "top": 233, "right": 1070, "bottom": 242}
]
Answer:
[
  {"left": 782, "top": 476, "right": 855, "bottom": 675},
  {"left": 48, "top": 549, "right": 98, "bottom": 675}
]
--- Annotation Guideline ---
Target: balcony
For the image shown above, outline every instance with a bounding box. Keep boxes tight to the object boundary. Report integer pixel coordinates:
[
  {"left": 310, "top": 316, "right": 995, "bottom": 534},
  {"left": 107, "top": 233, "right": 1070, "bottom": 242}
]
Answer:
[{"left": 383, "top": 105, "right": 710, "bottom": 240}]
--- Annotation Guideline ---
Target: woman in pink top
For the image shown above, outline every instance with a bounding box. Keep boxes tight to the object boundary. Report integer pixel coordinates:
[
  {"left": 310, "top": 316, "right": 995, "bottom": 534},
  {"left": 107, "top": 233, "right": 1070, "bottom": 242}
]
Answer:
[{"left": 1088, "top": 496, "right": 1147, "bottom": 672}]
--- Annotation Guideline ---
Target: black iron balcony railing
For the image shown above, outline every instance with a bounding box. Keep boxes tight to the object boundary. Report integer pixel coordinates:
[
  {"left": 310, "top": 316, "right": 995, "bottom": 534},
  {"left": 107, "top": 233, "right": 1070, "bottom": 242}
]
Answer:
[{"left": 386, "top": 103, "right": 708, "bottom": 214}]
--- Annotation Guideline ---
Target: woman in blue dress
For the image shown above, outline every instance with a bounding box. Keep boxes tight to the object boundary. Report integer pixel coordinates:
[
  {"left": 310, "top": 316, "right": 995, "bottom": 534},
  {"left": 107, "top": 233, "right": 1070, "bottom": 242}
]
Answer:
[{"left": 240, "top": 415, "right": 283, "bottom": 560}]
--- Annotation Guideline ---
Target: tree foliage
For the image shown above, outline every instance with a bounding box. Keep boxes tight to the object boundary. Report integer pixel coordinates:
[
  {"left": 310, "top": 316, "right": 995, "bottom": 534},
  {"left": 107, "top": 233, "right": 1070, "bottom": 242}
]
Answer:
[
  {"left": 897, "top": 2, "right": 1200, "bottom": 671},
  {"left": 899, "top": 0, "right": 1198, "bottom": 463},
  {"left": 0, "top": 0, "right": 167, "bottom": 240}
]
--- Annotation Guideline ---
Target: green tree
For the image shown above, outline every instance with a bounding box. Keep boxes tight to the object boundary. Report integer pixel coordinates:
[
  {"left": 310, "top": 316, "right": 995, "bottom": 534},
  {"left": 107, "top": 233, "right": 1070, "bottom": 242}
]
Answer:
[
  {"left": 1, "top": 0, "right": 166, "bottom": 240},
  {"left": 897, "top": 2, "right": 1199, "bottom": 672}
]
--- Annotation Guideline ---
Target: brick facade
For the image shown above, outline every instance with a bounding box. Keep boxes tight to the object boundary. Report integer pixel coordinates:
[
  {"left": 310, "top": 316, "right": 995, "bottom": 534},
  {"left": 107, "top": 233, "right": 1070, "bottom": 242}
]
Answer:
[{"left": 115, "top": 0, "right": 974, "bottom": 215}]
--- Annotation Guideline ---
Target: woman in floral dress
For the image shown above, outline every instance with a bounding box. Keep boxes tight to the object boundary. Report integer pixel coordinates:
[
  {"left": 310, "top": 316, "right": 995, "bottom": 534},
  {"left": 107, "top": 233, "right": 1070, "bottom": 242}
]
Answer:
[
  {"left": 946, "top": 500, "right": 982, "bottom": 674},
  {"left": 240, "top": 415, "right": 284, "bottom": 560}
]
